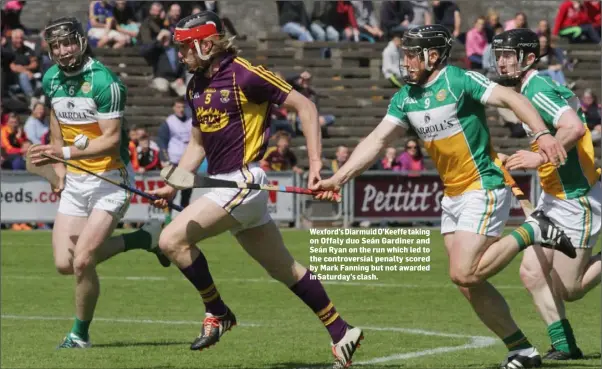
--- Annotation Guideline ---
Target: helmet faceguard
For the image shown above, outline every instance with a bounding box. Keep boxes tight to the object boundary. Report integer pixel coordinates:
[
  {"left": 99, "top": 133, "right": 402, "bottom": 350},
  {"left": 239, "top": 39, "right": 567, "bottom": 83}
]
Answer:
[
  {"left": 401, "top": 25, "right": 453, "bottom": 85},
  {"left": 44, "top": 17, "right": 88, "bottom": 73},
  {"left": 491, "top": 29, "right": 540, "bottom": 87},
  {"left": 173, "top": 11, "right": 232, "bottom": 67}
]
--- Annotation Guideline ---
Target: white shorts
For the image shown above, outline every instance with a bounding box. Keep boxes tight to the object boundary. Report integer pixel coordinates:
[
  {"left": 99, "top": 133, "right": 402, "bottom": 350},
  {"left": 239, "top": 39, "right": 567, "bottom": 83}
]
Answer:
[
  {"left": 536, "top": 181, "right": 602, "bottom": 248},
  {"left": 58, "top": 166, "right": 134, "bottom": 219},
  {"left": 203, "top": 163, "right": 272, "bottom": 235},
  {"left": 441, "top": 187, "right": 511, "bottom": 237}
]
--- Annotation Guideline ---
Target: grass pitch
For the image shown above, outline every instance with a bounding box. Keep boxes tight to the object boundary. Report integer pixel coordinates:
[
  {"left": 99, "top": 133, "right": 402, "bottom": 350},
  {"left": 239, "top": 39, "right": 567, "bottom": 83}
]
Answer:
[{"left": 1, "top": 229, "right": 600, "bottom": 368}]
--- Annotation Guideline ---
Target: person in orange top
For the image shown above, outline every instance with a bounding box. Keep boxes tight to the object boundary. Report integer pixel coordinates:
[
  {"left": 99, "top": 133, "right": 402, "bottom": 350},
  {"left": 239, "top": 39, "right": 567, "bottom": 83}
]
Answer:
[{"left": 1, "top": 113, "right": 29, "bottom": 170}]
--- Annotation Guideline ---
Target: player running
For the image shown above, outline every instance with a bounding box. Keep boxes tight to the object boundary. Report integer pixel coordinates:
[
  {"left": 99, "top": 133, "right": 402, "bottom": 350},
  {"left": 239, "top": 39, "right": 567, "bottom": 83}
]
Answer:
[
  {"left": 29, "top": 17, "right": 169, "bottom": 348},
  {"left": 492, "top": 29, "right": 601, "bottom": 361},
  {"left": 312, "top": 25, "right": 577, "bottom": 369},
  {"left": 147, "top": 11, "right": 362, "bottom": 369}
]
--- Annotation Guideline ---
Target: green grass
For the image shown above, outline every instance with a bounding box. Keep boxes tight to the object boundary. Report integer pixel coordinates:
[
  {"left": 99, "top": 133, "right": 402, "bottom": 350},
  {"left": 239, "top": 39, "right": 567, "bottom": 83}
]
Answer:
[{"left": 1, "top": 229, "right": 600, "bottom": 368}]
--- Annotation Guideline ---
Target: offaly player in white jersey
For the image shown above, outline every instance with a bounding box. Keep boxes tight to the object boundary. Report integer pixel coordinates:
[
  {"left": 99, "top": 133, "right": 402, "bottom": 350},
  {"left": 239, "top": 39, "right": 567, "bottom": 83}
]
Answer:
[
  {"left": 30, "top": 17, "right": 169, "bottom": 348},
  {"left": 313, "top": 25, "right": 577, "bottom": 369},
  {"left": 492, "top": 28, "right": 601, "bottom": 362}
]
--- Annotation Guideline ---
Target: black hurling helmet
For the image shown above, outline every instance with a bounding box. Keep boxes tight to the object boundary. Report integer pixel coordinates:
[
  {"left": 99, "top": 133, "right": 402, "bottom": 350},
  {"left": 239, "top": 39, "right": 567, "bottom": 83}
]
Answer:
[
  {"left": 43, "top": 17, "right": 88, "bottom": 72},
  {"left": 174, "top": 10, "right": 229, "bottom": 62},
  {"left": 491, "top": 28, "right": 541, "bottom": 87},
  {"left": 401, "top": 25, "right": 454, "bottom": 85}
]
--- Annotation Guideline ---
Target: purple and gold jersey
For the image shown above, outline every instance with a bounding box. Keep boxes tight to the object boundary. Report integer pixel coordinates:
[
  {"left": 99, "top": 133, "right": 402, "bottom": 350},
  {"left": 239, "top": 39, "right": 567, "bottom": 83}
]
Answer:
[{"left": 187, "top": 54, "right": 293, "bottom": 175}]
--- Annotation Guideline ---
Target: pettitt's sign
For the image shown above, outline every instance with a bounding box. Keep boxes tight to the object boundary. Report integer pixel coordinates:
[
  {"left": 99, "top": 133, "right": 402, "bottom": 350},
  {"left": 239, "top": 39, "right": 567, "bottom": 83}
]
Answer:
[{"left": 352, "top": 171, "right": 536, "bottom": 221}]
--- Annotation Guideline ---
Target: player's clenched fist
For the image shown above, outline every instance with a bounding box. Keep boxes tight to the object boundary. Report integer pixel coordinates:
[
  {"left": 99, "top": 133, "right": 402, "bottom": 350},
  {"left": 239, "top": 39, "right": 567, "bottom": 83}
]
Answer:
[
  {"left": 312, "top": 177, "right": 342, "bottom": 202},
  {"left": 535, "top": 133, "right": 567, "bottom": 167},
  {"left": 148, "top": 184, "right": 177, "bottom": 209}
]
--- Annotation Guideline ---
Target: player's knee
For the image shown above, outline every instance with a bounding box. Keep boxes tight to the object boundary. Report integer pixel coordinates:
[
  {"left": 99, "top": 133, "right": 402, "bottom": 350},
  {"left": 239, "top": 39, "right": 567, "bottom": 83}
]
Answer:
[
  {"left": 449, "top": 269, "right": 481, "bottom": 287},
  {"left": 55, "top": 260, "right": 74, "bottom": 275},
  {"left": 519, "top": 261, "right": 548, "bottom": 291},
  {"left": 158, "top": 230, "right": 183, "bottom": 256},
  {"left": 73, "top": 254, "right": 95, "bottom": 276}
]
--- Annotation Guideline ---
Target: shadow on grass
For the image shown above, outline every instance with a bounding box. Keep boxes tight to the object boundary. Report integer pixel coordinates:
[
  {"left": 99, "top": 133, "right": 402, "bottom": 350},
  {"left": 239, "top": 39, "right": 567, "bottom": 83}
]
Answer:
[{"left": 92, "top": 340, "right": 189, "bottom": 348}]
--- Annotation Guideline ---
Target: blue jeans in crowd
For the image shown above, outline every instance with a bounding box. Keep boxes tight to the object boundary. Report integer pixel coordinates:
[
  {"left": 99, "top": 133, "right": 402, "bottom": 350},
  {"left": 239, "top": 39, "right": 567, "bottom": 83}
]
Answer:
[
  {"left": 281, "top": 22, "right": 314, "bottom": 41},
  {"left": 18, "top": 72, "right": 35, "bottom": 97}
]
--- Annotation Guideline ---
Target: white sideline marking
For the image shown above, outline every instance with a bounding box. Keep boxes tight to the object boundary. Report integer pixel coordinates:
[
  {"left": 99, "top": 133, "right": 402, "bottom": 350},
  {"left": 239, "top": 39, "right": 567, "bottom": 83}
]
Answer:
[
  {"left": 1, "top": 274, "right": 527, "bottom": 289},
  {"left": 1, "top": 314, "right": 497, "bottom": 364}
]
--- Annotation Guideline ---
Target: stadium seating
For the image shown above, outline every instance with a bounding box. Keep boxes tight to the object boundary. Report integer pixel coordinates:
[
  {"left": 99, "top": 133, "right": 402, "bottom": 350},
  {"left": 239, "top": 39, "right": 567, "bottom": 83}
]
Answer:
[{"left": 90, "top": 31, "right": 601, "bottom": 170}]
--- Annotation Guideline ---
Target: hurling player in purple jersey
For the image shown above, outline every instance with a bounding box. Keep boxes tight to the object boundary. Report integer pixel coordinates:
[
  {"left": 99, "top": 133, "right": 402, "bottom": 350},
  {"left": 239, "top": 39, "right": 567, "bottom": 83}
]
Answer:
[{"left": 149, "top": 11, "right": 363, "bottom": 368}]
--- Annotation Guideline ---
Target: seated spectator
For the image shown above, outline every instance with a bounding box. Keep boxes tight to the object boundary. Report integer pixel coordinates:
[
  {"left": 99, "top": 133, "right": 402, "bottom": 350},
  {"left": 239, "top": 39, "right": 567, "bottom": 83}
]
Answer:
[
  {"left": 138, "top": 2, "right": 167, "bottom": 58},
  {"left": 553, "top": 0, "right": 601, "bottom": 43},
  {"left": 482, "top": 25, "right": 505, "bottom": 78},
  {"left": 382, "top": 29, "right": 404, "bottom": 88},
  {"left": 288, "top": 71, "right": 335, "bottom": 137},
  {"left": 276, "top": 1, "right": 314, "bottom": 42},
  {"left": 1, "top": 112, "right": 29, "bottom": 170},
  {"left": 409, "top": 0, "right": 432, "bottom": 27},
  {"left": 536, "top": 19, "right": 551, "bottom": 39},
  {"left": 310, "top": 1, "right": 340, "bottom": 42},
  {"left": 113, "top": 0, "right": 140, "bottom": 46},
  {"left": 326, "top": 1, "right": 360, "bottom": 42},
  {"left": 6, "top": 28, "right": 40, "bottom": 102},
  {"left": 87, "top": 0, "right": 129, "bottom": 48},
  {"left": 536, "top": 34, "right": 569, "bottom": 86},
  {"left": 164, "top": 3, "right": 181, "bottom": 34},
  {"left": 24, "top": 102, "right": 47, "bottom": 144},
  {"left": 261, "top": 132, "right": 303, "bottom": 174},
  {"left": 581, "top": 89, "right": 602, "bottom": 142},
  {"left": 380, "top": 147, "right": 401, "bottom": 170},
  {"left": 380, "top": 0, "right": 414, "bottom": 39},
  {"left": 269, "top": 72, "right": 295, "bottom": 137},
  {"left": 504, "top": 12, "right": 528, "bottom": 31},
  {"left": 466, "top": 16, "right": 488, "bottom": 69},
  {"left": 395, "top": 139, "right": 424, "bottom": 175},
  {"left": 584, "top": 0, "right": 601, "bottom": 32},
  {"left": 329, "top": 145, "right": 349, "bottom": 172},
  {"left": 432, "top": 1, "right": 461, "bottom": 39},
  {"left": 485, "top": 9, "right": 503, "bottom": 42},
  {"left": 148, "top": 30, "right": 186, "bottom": 96},
  {"left": 352, "top": 1, "right": 384, "bottom": 43},
  {"left": 133, "top": 134, "right": 160, "bottom": 173}
]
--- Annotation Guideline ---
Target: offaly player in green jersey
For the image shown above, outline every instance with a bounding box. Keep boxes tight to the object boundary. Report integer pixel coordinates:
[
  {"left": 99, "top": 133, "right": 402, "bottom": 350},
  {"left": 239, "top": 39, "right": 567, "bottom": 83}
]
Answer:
[
  {"left": 313, "top": 25, "right": 577, "bottom": 369},
  {"left": 493, "top": 29, "right": 601, "bottom": 361},
  {"left": 29, "top": 17, "right": 169, "bottom": 348}
]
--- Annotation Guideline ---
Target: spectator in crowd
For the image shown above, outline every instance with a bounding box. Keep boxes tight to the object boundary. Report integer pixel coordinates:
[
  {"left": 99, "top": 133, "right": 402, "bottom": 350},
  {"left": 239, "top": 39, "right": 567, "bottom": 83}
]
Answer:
[
  {"left": 2, "top": 0, "right": 26, "bottom": 37},
  {"left": 466, "top": 16, "right": 488, "bottom": 69},
  {"left": 352, "top": 1, "right": 384, "bottom": 43},
  {"left": 432, "top": 1, "right": 461, "bottom": 38},
  {"left": 329, "top": 1, "right": 361, "bottom": 42},
  {"left": 310, "top": 1, "right": 340, "bottom": 42},
  {"left": 396, "top": 138, "right": 424, "bottom": 175},
  {"left": 329, "top": 145, "right": 349, "bottom": 172},
  {"left": 536, "top": 34, "right": 569, "bottom": 86},
  {"left": 87, "top": 0, "right": 129, "bottom": 48},
  {"left": 133, "top": 134, "right": 161, "bottom": 173},
  {"left": 23, "top": 102, "right": 47, "bottom": 144},
  {"left": 1, "top": 112, "right": 29, "bottom": 170},
  {"left": 409, "top": 0, "right": 432, "bottom": 27},
  {"left": 6, "top": 28, "right": 40, "bottom": 102},
  {"left": 380, "top": 147, "right": 401, "bottom": 170},
  {"left": 380, "top": 0, "right": 414, "bottom": 39},
  {"left": 113, "top": 0, "right": 140, "bottom": 45},
  {"left": 276, "top": 1, "right": 314, "bottom": 42},
  {"left": 553, "top": 0, "right": 601, "bottom": 43},
  {"left": 536, "top": 19, "right": 551, "bottom": 39},
  {"left": 138, "top": 2, "right": 167, "bottom": 53},
  {"left": 382, "top": 29, "right": 404, "bottom": 88},
  {"left": 504, "top": 12, "right": 528, "bottom": 31},
  {"left": 164, "top": 3, "right": 181, "bottom": 33},
  {"left": 157, "top": 97, "right": 193, "bottom": 207},
  {"left": 288, "top": 71, "right": 335, "bottom": 138},
  {"left": 584, "top": 0, "right": 601, "bottom": 31},
  {"left": 581, "top": 89, "right": 602, "bottom": 142},
  {"left": 1, "top": 36, "right": 29, "bottom": 114},
  {"left": 483, "top": 25, "right": 504, "bottom": 77},
  {"left": 484, "top": 9, "right": 503, "bottom": 42},
  {"left": 147, "top": 28, "right": 186, "bottom": 96},
  {"left": 261, "top": 132, "right": 303, "bottom": 174},
  {"left": 195, "top": 1, "right": 240, "bottom": 38}
]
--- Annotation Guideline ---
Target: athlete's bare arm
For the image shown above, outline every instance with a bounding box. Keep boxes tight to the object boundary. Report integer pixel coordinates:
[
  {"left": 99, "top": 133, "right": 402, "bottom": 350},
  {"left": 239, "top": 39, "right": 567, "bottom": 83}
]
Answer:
[
  {"left": 282, "top": 89, "right": 321, "bottom": 165},
  {"left": 333, "top": 119, "right": 405, "bottom": 185},
  {"left": 68, "top": 118, "right": 121, "bottom": 160},
  {"left": 553, "top": 109, "right": 586, "bottom": 151},
  {"left": 486, "top": 85, "right": 567, "bottom": 166},
  {"left": 176, "top": 126, "right": 205, "bottom": 173}
]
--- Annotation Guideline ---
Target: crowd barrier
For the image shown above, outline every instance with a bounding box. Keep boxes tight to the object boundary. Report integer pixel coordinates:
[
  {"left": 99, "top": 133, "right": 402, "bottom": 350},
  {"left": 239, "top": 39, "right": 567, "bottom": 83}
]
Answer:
[{"left": 0, "top": 170, "right": 540, "bottom": 225}]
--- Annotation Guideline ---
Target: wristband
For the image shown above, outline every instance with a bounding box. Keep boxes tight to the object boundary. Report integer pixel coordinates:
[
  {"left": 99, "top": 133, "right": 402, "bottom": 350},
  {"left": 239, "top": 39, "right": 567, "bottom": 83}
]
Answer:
[
  {"left": 532, "top": 129, "right": 551, "bottom": 142},
  {"left": 62, "top": 146, "right": 71, "bottom": 160}
]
